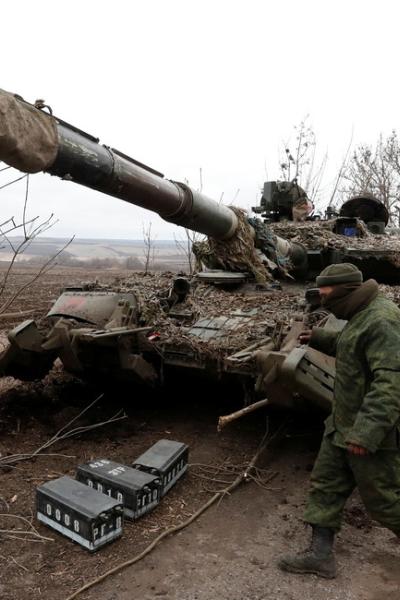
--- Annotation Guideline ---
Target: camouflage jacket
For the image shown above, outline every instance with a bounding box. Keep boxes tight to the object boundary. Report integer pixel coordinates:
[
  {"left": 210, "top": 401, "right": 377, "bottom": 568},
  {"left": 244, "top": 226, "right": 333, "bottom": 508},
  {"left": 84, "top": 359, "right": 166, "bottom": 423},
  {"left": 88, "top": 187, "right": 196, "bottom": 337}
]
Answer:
[{"left": 310, "top": 294, "right": 400, "bottom": 452}]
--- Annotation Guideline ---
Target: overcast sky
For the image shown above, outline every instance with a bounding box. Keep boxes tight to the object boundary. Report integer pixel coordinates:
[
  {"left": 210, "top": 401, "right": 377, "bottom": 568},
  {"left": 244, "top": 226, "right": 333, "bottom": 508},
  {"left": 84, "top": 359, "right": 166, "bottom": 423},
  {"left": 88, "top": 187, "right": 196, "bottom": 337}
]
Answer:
[{"left": 1, "top": 0, "right": 399, "bottom": 240}]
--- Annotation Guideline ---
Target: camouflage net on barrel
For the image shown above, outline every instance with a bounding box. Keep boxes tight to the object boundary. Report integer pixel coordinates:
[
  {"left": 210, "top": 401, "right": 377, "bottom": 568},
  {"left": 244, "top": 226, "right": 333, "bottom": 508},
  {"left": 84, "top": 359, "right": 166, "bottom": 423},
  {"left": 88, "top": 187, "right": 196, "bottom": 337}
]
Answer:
[{"left": 192, "top": 207, "right": 272, "bottom": 283}]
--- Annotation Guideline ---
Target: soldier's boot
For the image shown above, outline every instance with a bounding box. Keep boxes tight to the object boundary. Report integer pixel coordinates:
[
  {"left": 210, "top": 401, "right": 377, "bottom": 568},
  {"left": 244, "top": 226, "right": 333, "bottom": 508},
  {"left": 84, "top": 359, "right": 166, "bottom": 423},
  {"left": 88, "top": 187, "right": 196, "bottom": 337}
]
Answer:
[{"left": 277, "top": 525, "right": 337, "bottom": 579}]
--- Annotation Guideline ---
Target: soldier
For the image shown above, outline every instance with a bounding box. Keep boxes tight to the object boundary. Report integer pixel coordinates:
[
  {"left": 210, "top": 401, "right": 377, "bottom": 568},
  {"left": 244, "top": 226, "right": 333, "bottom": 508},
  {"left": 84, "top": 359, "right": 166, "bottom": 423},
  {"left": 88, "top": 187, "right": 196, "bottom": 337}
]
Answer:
[
  {"left": 278, "top": 263, "right": 400, "bottom": 578},
  {"left": 292, "top": 196, "right": 314, "bottom": 222}
]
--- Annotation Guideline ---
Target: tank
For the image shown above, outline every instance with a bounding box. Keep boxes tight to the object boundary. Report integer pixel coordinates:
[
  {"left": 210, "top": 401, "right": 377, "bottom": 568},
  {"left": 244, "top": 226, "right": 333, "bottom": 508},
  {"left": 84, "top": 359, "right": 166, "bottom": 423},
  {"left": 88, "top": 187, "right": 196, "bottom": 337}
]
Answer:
[{"left": 0, "top": 89, "right": 399, "bottom": 414}]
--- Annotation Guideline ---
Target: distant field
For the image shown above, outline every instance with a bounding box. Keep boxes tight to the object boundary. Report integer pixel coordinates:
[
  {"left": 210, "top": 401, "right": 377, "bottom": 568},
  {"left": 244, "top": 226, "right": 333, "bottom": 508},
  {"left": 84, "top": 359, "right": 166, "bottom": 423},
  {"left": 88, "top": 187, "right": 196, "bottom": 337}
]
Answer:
[{"left": 0, "top": 237, "right": 190, "bottom": 270}]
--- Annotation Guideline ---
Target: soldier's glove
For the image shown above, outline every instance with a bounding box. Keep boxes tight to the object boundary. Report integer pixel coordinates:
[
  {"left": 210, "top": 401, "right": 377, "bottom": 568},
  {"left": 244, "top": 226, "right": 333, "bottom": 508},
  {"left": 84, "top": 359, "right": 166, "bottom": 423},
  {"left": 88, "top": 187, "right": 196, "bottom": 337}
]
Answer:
[
  {"left": 347, "top": 443, "right": 369, "bottom": 456},
  {"left": 298, "top": 329, "right": 312, "bottom": 344}
]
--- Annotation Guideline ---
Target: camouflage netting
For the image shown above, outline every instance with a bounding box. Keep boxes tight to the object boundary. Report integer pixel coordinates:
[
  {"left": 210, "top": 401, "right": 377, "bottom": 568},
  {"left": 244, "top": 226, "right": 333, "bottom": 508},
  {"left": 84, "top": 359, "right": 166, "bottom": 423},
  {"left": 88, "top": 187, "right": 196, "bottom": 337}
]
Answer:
[
  {"left": 115, "top": 272, "right": 400, "bottom": 368},
  {"left": 270, "top": 219, "right": 363, "bottom": 250},
  {"left": 379, "top": 285, "right": 400, "bottom": 305},
  {"left": 72, "top": 271, "right": 400, "bottom": 370},
  {"left": 192, "top": 207, "right": 273, "bottom": 283},
  {"left": 0, "top": 89, "right": 58, "bottom": 173},
  {"left": 270, "top": 220, "right": 400, "bottom": 268},
  {"left": 117, "top": 216, "right": 400, "bottom": 363},
  {"left": 117, "top": 272, "right": 304, "bottom": 363}
]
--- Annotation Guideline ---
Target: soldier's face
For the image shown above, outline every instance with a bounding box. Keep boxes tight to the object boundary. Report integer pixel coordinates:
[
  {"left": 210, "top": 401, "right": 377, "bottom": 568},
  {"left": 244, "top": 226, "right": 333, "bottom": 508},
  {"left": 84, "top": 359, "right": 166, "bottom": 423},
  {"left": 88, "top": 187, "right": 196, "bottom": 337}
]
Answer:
[{"left": 319, "top": 286, "right": 335, "bottom": 299}]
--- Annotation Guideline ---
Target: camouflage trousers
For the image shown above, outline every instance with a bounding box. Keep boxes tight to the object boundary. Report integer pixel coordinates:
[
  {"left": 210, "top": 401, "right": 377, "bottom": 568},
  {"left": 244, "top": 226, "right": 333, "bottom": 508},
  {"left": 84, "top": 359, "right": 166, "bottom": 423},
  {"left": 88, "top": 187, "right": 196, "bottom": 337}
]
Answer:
[{"left": 304, "top": 434, "right": 400, "bottom": 533}]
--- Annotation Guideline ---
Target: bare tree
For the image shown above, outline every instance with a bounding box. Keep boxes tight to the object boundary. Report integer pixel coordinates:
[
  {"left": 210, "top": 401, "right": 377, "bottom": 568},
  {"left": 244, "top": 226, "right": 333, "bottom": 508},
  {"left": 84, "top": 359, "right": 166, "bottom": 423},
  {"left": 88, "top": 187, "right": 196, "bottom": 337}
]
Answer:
[
  {"left": 342, "top": 132, "right": 400, "bottom": 224},
  {"left": 0, "top": 171, "right": 73, "bottom": 315},
  {"left": 142, "top": 221, "right": 156, "bottom": 274},
  {"left": 280, "top": 117, "right": 314, "bottom": 182},
  {"left": 278, "top": 116, "right": 328, "bottom": 208},
  {"left": 327, "top": 130, "right": 354, "bottom": 209},
  {"left": 174, "top": 228, "right": 202, "bottom": 275},
  {"left": 125, "top": 255, "right": 142, "bottom": 270}
]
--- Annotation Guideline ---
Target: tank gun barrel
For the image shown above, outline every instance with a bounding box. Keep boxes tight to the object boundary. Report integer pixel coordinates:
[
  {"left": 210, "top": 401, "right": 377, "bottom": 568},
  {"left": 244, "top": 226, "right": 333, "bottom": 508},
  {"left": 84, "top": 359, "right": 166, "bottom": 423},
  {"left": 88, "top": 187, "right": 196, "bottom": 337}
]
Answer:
[{"left": 0, "top": 89, "right": 238, "bottom": 240}]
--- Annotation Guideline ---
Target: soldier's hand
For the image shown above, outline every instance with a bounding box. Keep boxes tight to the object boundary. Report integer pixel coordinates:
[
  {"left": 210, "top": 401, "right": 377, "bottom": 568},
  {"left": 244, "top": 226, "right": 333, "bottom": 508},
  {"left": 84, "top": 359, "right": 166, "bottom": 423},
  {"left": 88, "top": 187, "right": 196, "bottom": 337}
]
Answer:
[
  {"left": 347, "top": 443, "right": 369, "bottom": 456},
  {"left": 298, "top": 330, "right": 312, "bottom": 344}
]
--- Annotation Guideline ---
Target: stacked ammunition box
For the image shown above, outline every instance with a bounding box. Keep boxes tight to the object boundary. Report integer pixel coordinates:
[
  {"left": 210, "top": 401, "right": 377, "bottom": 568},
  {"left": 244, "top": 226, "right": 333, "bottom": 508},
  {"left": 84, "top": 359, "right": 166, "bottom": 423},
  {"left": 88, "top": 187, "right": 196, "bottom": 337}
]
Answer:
[
  {"left": 132, "top": 439, "right": 189, "bottom": 495},
  {"left": 76, "top": 459, "right": 161, "bottom": 519},
  {"left": 36, "top": 439, "right": 189, "bottom": 550},
  {"left": 36, "top": 476, "right": 123, "bottom": 551}
]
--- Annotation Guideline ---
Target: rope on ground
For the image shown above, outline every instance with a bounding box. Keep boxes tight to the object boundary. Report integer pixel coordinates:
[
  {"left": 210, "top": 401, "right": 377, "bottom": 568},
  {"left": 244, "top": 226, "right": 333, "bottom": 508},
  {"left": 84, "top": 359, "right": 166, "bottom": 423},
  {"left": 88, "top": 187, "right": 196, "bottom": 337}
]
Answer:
[{"left": 64, "top": 422, "right": 287, "bottom": 600}]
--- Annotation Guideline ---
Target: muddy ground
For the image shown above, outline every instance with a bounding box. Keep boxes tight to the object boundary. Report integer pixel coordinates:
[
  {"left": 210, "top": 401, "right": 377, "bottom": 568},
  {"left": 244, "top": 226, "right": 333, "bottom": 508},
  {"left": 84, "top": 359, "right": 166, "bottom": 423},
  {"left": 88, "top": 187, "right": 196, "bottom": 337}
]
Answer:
[{"left": 0, "top": 267, "right": 399, "bottom": 600}]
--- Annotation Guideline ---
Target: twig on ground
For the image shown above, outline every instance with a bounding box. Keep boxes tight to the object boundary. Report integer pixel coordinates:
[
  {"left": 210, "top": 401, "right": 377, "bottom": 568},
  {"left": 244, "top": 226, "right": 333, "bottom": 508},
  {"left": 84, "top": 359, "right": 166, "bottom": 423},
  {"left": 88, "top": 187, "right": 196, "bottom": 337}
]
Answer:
[
  {"left": 10, "top": 555, "right": 29, "bottom": 572},
  {"left": 192, "top": 473, "right": 234, "bottom": 485},
  {"left": 189, "top": 460, "right": 279, "bottom": 494},
  {"left": 1, "top": 453, "right": 75, "bottom": 462},
  {"left": 0, "top": 309, "right": 36, "bottom": 319},
  {"left": 244, "top": 471, "right": 279, "bottom": 491},
  {"left": 0, "top": 514, "right": 54, "bottom": 542},
  {"left": 0, "top": 496, "right": 10, "bottom": 511},
  {"left": 0, "top": 395, "right": 127, "bottom": 468}
]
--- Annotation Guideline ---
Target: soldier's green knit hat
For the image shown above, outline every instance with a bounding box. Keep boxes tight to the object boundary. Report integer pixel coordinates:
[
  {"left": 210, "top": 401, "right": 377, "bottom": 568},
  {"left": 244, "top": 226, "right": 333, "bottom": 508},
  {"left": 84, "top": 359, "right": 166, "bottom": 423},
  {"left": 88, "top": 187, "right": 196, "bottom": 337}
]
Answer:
[{"left": 316, "top": 263, "right": 363, "bottom": 287}]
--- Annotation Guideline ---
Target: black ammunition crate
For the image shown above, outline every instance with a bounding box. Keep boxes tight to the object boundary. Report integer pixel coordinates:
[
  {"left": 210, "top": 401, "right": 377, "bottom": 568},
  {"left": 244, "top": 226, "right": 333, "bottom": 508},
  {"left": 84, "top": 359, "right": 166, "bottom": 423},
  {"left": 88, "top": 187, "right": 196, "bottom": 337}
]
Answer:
[
  {"left": 132, "top": 439, "right": 189, "bottom": 496},
  {"left": 76, "top": 459, "right": 161, "bottom": 519},
  {"left": 36, "top": 476, "right": 123, "bottom": 552}
]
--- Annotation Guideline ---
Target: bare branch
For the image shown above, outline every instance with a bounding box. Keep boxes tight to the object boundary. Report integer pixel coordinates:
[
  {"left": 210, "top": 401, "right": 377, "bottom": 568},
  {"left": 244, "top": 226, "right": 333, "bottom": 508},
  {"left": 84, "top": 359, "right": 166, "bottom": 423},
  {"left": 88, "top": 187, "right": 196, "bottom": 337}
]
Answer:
[
  {"left": 23, "top": 175, "right": 29, "bottom": 239},
  {"left": 0, "top": 174, "right": 28, "bottom": 190},
  {"left": 341, "top": 131, "right": 400, "bottom": 223},
  {"left": 328, "top": 129, "right": 354, "bottom": 207},
  {"left": 174, "top": 228, "right": 203, "bottom": 275},
  {"left": 232, "top": 188, "right": 240, "bottom": 203},
  {"left": 278, "top": 117, "right": 323, "bottom": 203},
  {"left": 0, "top": 394, "right": 127, "bottom": 469},
  {"left": 142, "top": 222, "right": 156, "bottom": 274},
  {"left": 0, "top": 236, "right": 74, "bottom": 314},
  {"left": 199, "top": 167, "right": 203, "bottom": 193}
]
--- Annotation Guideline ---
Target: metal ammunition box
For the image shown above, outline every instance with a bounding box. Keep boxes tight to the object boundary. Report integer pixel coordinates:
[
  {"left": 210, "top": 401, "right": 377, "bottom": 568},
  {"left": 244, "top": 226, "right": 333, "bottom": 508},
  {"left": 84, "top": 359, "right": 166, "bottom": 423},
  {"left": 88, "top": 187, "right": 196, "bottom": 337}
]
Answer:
[
  {"left": 36, "top": 476, "right": 123, "bottom": 551},
  {"left": 76, "top": 458, "right": 161, "bottom": 519},
  {"left": 132, "top": 439, "right": 189, "bottom": 496}
]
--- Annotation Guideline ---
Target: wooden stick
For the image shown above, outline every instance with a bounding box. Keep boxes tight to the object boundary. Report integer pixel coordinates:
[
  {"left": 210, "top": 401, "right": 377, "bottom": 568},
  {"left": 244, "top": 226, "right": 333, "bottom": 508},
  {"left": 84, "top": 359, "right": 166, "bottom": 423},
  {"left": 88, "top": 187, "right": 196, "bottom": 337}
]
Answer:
[
  {"left": 217, "top": 397, "right": 269, "bottom": 432},
  {"left": 0, "top": 309, "right": 35, "bottom": 319}
]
